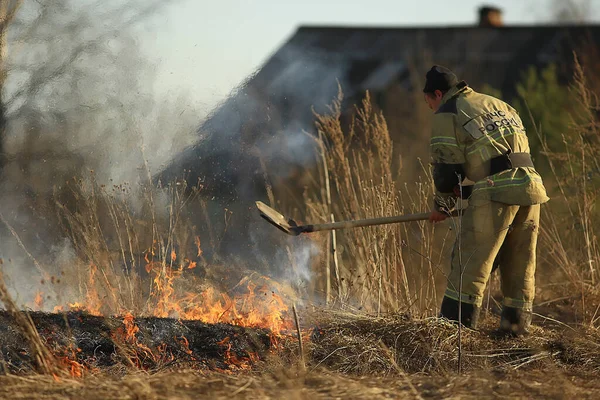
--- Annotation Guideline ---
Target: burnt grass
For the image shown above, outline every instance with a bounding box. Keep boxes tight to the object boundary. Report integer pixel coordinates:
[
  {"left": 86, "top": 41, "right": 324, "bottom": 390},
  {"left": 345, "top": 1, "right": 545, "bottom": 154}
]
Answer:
[
  {"left": 0, "top": 309, "right": 599, "bottom": 398},
  {"left": 0, "top": 311, "right": 272, "bottom": 373}
]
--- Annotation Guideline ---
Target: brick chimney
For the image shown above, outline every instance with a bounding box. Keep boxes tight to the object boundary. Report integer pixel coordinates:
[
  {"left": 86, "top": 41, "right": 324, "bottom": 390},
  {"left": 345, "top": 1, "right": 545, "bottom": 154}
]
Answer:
[{"left": 478, "top": 5, "right": 503, "bottom": 27}]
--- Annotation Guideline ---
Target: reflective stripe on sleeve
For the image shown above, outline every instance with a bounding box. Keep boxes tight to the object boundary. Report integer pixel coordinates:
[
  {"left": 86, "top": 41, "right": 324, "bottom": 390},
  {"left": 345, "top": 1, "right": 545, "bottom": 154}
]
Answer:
[
  {"left": 473, "top": 174, "right": 544, "bottom": 191},
  {"left": 431, "top": 136, "right": 460, "bottom": 148}
]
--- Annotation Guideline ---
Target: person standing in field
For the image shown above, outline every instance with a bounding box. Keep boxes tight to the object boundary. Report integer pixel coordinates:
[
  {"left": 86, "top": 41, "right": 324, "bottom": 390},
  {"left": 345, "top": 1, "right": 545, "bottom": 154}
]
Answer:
[{"left": 423, "top": 65, "right": 549, "bottom": 336}]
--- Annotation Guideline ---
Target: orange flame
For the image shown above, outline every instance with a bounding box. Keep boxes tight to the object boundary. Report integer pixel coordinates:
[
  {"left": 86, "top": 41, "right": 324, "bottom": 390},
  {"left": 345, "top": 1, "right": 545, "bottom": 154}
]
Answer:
[
  {"left": 144, "top": 279, "right": 292, "bottom": 334},
  {"left": 34, "top": 238, "right": 294, "bottom": 374},
  {"left": 177, "top": 335, "right": 193, "bottom": 357},
  {"left": 195, "top": 236, "right": 203, "bottom": 257},
  {"left": 116, "top": 312, "right": 166, "bottom": 368},
  {"left": 123, "top": 312, "right": 139, "bottom": 342},
  {"left": 217, "top": 336, "right": 258, "bottom": 370},
  {"left": 34, "top": 291, "right": 44, "bottom": 309},
  {"left": 55, "top": 344, "right": 87, "bottom": 378},
  {"left": 39, "top": 259, "right": 292, "bottom": 335}
]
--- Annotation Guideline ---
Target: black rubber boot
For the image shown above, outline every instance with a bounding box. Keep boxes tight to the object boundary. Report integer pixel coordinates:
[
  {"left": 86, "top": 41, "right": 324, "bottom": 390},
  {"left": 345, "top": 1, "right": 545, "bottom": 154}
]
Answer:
[
  {"left": 498, "top": 306, "right": 532, "bottom": 337},
  {"left": 439, "top": 296, "right": 481, "bottom": 329}
]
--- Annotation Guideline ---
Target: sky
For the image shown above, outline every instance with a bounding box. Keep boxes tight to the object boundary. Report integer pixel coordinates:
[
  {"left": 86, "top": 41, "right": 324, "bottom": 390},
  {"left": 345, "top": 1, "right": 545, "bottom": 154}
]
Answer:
[{"left": 140, "top": 0, "right": 600, "bottom": 116}]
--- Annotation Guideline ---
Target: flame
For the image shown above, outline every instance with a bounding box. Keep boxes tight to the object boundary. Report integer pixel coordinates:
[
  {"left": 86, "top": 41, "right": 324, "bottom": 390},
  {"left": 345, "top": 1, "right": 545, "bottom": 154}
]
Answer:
[
  {"left": 123, "top": 312, "right": 139, "bottom": 342},
  {"left": 143, "top": 278, "right": 292, "bottom": 333},
  {"left": 65, "top": 265, "right": 102, "bottom": 316},
  {"left": 68, "top": 302, "right": 85, "bottom": 311},
  {"left": 177, "top": 335, "right": 194, "bottom": 357},
  {"left": 195, "top": 236, "right": 203, "bottom": 257},
  {"left": 142, "top": 261, "right": 293, "bottom": 333},
  {"left": 29, "top": 231, "right": 294, "bottom": 336},
  {"left": 33, "top": 258, "right": 292, "bottom": 335},
  {"left": 115, "top": 312, "right": 171, "bottom": 368},
  {"left": 150, "top": 264, "right": 178, "bottom": 318},
  {"left": 60, "top": 355, "right": 85, "bottom": 378},
  {"left": 55, "top": 344, "right": 87, "bottom": 378},
  {"left": 28, "top": 235, "right": 296, "bottom": 374},
  {"left": 217, "top": 336, "right": 259, "bottom": 371},
  {"left": 34, "top": 291, "right": 44, "bottom": 309},
  {"left": 73, "top": 263, "right": 102, "bottom": 316}
]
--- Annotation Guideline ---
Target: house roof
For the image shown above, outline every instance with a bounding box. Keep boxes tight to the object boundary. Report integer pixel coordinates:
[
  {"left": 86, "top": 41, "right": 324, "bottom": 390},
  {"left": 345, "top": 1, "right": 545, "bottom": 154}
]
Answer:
[{"left": 157, "top": 24, "right": 600, "bottom": 200}]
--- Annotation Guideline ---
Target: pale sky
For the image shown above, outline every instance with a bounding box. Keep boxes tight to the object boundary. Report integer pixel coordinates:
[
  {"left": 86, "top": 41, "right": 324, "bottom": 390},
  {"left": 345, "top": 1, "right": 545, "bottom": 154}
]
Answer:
[{"left": 140, "top": 0, "right": 600, "bottom": 115}]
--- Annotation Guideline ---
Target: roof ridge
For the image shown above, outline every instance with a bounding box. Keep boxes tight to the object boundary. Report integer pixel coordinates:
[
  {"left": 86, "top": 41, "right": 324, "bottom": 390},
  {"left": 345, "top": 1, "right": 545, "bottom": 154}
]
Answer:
[{"left": 295, "top": 24, "right": 600, "bottom": 31}]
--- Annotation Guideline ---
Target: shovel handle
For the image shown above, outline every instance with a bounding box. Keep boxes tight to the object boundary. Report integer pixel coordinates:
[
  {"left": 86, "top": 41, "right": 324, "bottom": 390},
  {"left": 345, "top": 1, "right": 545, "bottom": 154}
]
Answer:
[{"left": 297, "top": 210, "right": 459, "bottom": 233}]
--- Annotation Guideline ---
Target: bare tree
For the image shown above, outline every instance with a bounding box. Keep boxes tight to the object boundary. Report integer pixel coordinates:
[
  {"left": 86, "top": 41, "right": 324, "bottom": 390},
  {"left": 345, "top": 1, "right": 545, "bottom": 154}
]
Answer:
[
  {"left": 0, "top": 0, "right": 23, "bottom": 169},
  {"left": 0, "top": 0, "right": 202, "bottom": 305},
  {"left": 551, "top": 0, "right": 593, "bottom": 24},
  {"left": 1, "top": 0, "right": 194, "bottom": 190}
]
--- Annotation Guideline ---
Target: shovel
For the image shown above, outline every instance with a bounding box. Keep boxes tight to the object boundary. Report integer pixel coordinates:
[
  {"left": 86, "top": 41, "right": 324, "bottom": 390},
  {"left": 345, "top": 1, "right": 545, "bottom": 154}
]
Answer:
[{"left": 256, "top": 201, "right": 459, "bottom": 236}]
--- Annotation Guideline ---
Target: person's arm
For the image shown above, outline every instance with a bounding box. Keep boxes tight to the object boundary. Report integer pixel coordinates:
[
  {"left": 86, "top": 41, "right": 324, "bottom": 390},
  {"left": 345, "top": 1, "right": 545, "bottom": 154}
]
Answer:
[{"left": 429, "top": 113, "right": 466, "bottom": 221}]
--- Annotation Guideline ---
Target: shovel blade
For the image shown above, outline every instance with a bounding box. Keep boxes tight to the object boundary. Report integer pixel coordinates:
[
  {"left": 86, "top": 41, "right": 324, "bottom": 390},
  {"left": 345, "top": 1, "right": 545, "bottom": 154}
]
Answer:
[{"left": 255, "top": 201, "right": 301, "bottom": 236}]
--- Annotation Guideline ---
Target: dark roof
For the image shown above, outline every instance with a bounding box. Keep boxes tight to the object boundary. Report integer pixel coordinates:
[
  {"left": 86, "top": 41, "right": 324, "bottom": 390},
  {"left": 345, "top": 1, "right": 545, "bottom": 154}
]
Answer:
[{"left": 157, "top": 24, "right": 600, "bottom": 200}]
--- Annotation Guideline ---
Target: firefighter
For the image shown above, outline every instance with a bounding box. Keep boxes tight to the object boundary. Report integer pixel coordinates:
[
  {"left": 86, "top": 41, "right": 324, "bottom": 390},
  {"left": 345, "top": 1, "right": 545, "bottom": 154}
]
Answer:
[{"left": 423, "top": 65, "right": 549, "bottom": 336}]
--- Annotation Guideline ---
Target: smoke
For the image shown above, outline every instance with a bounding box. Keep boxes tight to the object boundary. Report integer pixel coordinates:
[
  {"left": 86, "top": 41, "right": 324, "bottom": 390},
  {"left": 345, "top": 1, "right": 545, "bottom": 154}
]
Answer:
[
  {"left": 158, "top": 42, "right": 350, "bottom": 190},
  {"left": 154, "top": 42, "right": 350, "bottom": 280},
  {"left": 0, "top": 1, "right": 349, "bottom": 311},
  {"left": 0, "top": 0, "right": 199, "bottom": 307}
]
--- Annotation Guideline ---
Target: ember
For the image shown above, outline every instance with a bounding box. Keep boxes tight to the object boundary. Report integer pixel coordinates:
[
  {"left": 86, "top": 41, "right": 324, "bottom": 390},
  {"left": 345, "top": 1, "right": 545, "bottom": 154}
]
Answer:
[
  {"left": 56, "top": 344, "right": 86, "bottom": 378},
  {"left": 0, "top": 311, "right": 273, "bottom": 374}
]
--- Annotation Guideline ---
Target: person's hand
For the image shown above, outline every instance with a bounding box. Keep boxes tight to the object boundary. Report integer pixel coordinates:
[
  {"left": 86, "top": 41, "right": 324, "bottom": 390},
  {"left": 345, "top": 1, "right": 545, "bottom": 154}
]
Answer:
[{"left": 429, "top": 209, "right": 449, "bottom": 223}]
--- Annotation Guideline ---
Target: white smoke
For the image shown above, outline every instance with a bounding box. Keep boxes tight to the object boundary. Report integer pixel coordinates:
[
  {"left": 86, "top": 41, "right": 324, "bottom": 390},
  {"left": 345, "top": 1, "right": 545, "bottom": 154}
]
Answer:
[{"left": 0, "top": 1, "right": 201, "bottom": 308}]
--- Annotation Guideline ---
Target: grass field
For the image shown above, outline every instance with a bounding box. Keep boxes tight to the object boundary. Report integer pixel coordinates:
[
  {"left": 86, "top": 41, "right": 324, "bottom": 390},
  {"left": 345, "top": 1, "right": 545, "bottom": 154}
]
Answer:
[{"left": 1, "top": 55, "right": 599, "bottom": 400}]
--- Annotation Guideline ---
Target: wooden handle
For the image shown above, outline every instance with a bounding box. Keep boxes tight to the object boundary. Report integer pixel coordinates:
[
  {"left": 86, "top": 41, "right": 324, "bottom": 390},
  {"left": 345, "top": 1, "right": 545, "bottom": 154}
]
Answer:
[{"left": 299, "top": 211, "right": 452, "bottom": 233}]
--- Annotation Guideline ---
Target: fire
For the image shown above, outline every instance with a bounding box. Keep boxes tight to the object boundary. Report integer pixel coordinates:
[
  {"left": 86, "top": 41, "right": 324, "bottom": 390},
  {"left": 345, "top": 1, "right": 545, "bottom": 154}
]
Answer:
[
  {"left": 60, "top": 355, "right": 85, "bottom": 378},
  {"left": 30, "top": 236, "right": 293, "bottom": 336},
  {"left": 34, "top": 291, "right": 44, "bottom": 309},
  {"left": 216, "top": 336, "right": 259, "bottom": 371},
  {"left": 115, "top": 312, "right": 174, "bottom": 368},
  {"left": 147, "top": 263, "right": 178, "bottom": 318},
  {"left": 33, "top": 259, "right": 293, "bottom": 335},
  {"left": 27, "top": 236, "right": 296, "bottom": 375},
  {"left": 177, "top": 335, "right": 193, "bottom": 357},
  {"left": 195, "top": 236, "right": 203, "bottom": 257},
  {"left": 55, "top": 344, "right": 87, "bottom": 378},
  {"left": 72, "top": 263, "right": 102, "bottom": 316},
  {"left": 123, "top": 312, "right": 139, "bottom": 342},
  {"left": 67, "top": 263, "right": 102, "bottom": 316},
  {"left": 141, "top": 253, "right": 292, "bottom": 333},
  {"left": 145, "top": 274, "right": 292, "bottom": 333}
]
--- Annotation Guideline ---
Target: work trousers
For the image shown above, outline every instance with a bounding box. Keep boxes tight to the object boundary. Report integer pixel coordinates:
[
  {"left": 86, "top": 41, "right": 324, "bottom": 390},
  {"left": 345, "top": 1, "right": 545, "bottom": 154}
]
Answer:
[{"left": 444, "top": 201, "right": 540, "bottom": 310}]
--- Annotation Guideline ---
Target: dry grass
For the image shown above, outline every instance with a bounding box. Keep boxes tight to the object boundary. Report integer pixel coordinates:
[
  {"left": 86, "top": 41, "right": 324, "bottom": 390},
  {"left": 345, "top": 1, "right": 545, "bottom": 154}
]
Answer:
[
  {"left": 0, "top": 274, "right": 58, "bottom": 375},
  {"left": 300, "top": 308, "right": 600, "bottom": 375},
  {"left": 301, "top": 88, "right": 451, "bottom": 316},
  {"left": 295, "top": 53, "right": 600, "bottom": 333},
  {"left": 2, "top": 367, "right": 599, "bottom": 400},
  {"left": 528, "top": 55, "right": 600, "bottom": 327},
  {"left": 1, "top": 50, "right": 600, "bottom": 399},
  {"left": 0, "top": 309, "right": 599, "bottom": 399}
]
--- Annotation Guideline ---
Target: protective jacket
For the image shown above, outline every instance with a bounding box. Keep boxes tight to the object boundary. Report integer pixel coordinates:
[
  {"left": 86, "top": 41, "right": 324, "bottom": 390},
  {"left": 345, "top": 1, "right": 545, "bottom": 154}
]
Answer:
[{"left": 429, "top": 81, "right": 549, "bottom": 209}]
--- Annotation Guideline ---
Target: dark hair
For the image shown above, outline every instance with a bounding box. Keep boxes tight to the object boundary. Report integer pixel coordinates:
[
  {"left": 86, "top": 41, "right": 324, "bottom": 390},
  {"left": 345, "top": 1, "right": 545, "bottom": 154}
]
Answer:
[{"left": 423, "top": 65, "right": 459, "bottom": 94}]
